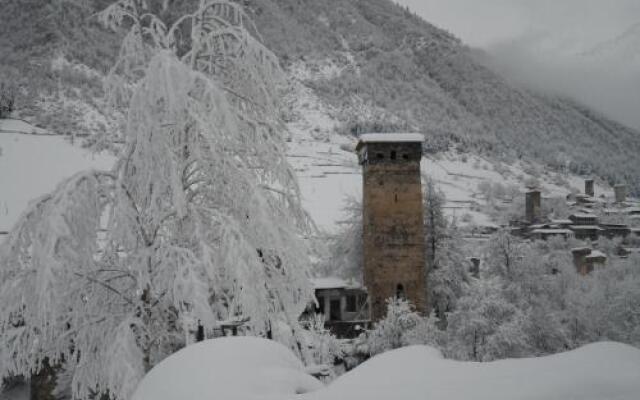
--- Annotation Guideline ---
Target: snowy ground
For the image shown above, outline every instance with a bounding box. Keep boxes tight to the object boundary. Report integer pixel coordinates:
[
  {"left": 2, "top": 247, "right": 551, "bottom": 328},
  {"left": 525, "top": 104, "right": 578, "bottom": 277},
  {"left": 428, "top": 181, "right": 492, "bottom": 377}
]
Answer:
[
  {"left": 133, "top": 337, "right": 640, "bottom": 400},
  {"left": 0, "top": 119, "right": 114, "bottom": 239}
]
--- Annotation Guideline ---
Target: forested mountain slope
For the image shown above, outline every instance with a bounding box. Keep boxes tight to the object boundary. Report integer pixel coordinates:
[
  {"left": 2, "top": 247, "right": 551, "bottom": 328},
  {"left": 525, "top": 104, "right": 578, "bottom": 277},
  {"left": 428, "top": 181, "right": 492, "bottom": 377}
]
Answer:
[
  {"left": 1, "top": 0, "right": 639, "bottom": 194},
  {"left": 248, "top": 0, "right": 640, "bottom": 194}
]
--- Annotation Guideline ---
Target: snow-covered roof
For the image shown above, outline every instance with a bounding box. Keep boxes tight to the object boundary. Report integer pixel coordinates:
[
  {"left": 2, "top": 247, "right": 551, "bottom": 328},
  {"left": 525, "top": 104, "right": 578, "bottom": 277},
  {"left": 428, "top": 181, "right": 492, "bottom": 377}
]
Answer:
[
  {"left": 310, "top": 277, "right": 361, "bottom": 290},
  {"left": 551, "top": 219, "right": 572, "bottom": 225},
  {"left": 569, "top": 225, "right": 603, "bottom": 230},
  {"left": 586, "top": 250, "right": 607, "bottom": 259},
  {"left": 358, "top": 133, "right": 425, "bottom": 144},
  {"left": 570, "top": 213, "right": 598, "bottom": 219},
  {"left": 532, "top": 229, "right": 573, "bottom": 235}
]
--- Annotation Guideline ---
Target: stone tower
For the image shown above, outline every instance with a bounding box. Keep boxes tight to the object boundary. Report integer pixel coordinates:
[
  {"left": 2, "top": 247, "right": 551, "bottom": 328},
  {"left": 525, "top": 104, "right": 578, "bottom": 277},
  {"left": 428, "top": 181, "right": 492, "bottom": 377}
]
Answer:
[
  {"left": 614, "top": 184, "right": 627, "bottom": 203},
  {"left": 525, "top": 189, "right": 541, "bottom": 224},
  {"left": 585, "top": 179, "right": 595, "bottom": 197},
  {"left": 356, "top": 133, "right": 427, "bottom": 321}
]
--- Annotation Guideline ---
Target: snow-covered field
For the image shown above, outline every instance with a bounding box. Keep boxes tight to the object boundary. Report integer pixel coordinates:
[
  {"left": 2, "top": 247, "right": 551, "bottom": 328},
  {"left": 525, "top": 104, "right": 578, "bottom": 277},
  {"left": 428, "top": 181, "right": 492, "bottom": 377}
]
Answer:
[
  {"left": 0, "top": 119, "right": 114, "bottom": 237},
  {"left": 133, "top": 337, "right": 640, "bottom": 400}
]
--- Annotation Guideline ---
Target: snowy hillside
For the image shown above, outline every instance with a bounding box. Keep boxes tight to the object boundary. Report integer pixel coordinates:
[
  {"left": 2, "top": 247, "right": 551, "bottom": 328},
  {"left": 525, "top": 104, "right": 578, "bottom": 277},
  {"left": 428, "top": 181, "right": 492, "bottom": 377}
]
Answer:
[
  {"left": 250, "top": 0, "right": 640, "bottom": 196},
  {"left": 132, "top": 337, "right": 640, "bottom": 400},
  {"left": 0, "top": 119, "right": 114, "bottom": 238},
  {"left": 284, "top": 63, "right": 611, "bottom": 232}
]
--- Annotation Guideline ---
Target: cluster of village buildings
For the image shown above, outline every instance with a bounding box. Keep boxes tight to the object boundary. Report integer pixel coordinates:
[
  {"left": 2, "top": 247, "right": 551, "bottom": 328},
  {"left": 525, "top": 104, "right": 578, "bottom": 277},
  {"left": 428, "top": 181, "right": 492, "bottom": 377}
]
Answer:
[{"left": 512, "top": 180, "right": 640, "bottom": 274}]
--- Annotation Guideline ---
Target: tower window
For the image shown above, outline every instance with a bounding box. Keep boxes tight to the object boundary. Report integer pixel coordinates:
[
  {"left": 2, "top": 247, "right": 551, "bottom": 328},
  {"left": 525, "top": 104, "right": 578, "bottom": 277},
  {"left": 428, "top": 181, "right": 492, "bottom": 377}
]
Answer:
[
  {"left": 394, "top": 193, "right": 398, "bottom": 203},
  {"left": 402, "top": 154, "right": 409, "bottom": 160},
  {"left": 376, "top": 153, "right": 384, "bottom": 159},
  {"left": 390, "top": 150, "right": 397, "bottom": 160},
  {"left": 396, "top": 284, "right": 405, "bottom": 300}
]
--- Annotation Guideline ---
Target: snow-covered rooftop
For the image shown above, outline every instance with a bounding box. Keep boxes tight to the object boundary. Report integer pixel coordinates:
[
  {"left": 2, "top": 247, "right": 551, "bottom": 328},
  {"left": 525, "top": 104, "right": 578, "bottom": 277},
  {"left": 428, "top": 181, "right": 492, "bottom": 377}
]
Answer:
[
  {"left": 310, "top": 277, "right": 361, "bottom": 290},
  {"left": 587, "top": 250, "right": 607, "bottom": 259},
  {"left": 570, "top": 213, "right": 598, "bottom": 219},
  {"left": 532, "top": 229, "right": 573, "bottom": 235},
  {"left": 358, "top": 133, "right": 425, "bottom": 144}
]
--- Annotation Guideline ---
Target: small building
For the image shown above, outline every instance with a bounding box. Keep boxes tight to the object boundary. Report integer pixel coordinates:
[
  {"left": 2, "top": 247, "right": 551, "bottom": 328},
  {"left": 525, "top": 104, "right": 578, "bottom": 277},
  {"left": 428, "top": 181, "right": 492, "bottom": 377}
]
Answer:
[
  {"left": 574, "top": 194, "right": 597, "bottom": 205},
  {"left": 586, "top": 250, "right": 607, "bottom": 270},
  {"left": 569, "top": 213, "right": 599, "bottom": 226},
  {"left": 614, "top": 184, "right": 627, "bottom": 203},
  {"left": 550, "top": 219, "right": 572, "bottom": 227},
  {"left": 600, "top": 223, "right": 631, "bottom": 239},
  {"left": 572, "top": 247, "right": 607, "bottom": 275},
  {"left": 307, "top": 277, "right": 370, "bottom": 338},
  {"left": 531, "top": 228, "right": 574, "bottom": 241},
  {"left": 569, "top": 225, "right": 603, "bottom": 241}
]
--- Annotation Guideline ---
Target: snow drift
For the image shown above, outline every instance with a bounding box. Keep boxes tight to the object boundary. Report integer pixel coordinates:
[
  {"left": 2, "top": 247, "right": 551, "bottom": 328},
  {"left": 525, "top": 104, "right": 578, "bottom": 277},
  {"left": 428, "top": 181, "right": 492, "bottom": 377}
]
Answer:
[
  {"left": 133, "top": 337, "right": 640, "bottom": 400},
  {"left": 131, "top": 337, "right": 323, "bottom": 400}
]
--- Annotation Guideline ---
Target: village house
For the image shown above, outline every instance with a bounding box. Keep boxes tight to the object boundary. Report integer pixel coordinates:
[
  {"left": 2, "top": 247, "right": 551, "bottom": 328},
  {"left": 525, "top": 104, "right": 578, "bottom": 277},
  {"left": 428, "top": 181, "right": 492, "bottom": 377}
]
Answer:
[
  {"left": 304, "top": 278, "right": 370, "bottom": 338},
  {"left": 571, "top": 247, "right": 607, "bottom": 275}
]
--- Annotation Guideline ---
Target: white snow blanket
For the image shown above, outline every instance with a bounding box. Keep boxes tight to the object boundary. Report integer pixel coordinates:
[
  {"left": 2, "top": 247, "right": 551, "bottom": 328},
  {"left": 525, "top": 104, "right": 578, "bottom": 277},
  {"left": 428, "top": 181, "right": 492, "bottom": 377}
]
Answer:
[
  {"left": 0, "top": 120, "right": 114, "bottom": 235},
  {"left": 131, "top": 337, "right": 323, "bottom": 400},
  {"left": 134, "top": 338, "right": 640, "bottom": 400}
]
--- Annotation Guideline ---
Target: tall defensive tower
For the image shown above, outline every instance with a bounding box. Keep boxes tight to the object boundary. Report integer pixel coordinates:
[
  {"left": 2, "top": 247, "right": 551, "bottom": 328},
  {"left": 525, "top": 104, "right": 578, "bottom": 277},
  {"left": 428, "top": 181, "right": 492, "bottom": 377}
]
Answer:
[{"left": 356, "top": 133, "right": 427, "bottom": 321}]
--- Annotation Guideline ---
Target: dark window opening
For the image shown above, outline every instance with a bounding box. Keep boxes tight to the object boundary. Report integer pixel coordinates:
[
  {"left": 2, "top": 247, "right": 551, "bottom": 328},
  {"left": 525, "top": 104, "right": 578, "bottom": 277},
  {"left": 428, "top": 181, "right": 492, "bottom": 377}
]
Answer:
[
  {"left": 358, "top": 294, "right": 368, "bottom": 308},
  {"left": 390, "top": 150, "right": 397, "bottom": 160},
  {"left": 376, "top": 153, "right": 384, "bottom": 160},
  {"left": 396, "top": 284, "right": 405, "bottom": 300},
  {"left": 316, "top": 296, "right": 325, "bottom": 314},
  {"left": 402, "top": 154, "right": 409, "bottom": 160},
  {"left": 346, "top": 295, "right": 357, "bottom": 312},
  {"left": 330, "top": 299, "right": 341, "bottom": 321},
  {"left": 394, "top": 193, "right": 398, "bottom": 203}
]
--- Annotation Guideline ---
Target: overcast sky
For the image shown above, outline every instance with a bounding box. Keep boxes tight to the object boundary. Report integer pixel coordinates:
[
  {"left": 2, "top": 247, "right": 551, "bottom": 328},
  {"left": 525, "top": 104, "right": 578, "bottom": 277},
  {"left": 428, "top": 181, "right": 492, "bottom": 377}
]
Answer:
[
  {"left": 396, "top": 0, "right": 640, "bottom": 130},
  {"left": 396, "top": 0, "right": 640, "bottom": 49}
]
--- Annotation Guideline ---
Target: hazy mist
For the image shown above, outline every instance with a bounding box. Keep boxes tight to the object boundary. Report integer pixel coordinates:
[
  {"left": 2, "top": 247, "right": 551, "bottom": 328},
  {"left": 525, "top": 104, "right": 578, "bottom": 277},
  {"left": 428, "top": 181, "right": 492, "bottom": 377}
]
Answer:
[{"left": 397, "top": 0, "right": 640, "bottom": 131}]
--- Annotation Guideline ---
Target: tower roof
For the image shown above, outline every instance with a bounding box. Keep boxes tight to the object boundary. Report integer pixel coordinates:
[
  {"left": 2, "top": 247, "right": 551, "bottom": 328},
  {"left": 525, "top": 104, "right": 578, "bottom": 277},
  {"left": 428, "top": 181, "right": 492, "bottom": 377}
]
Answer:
[{"left": 357, "top": 133, "right": 425, "bottom": 144}]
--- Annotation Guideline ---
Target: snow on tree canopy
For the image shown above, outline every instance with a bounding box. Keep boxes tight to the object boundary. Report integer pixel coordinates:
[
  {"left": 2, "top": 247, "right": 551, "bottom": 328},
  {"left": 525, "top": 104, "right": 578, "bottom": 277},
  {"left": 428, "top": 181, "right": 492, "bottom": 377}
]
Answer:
[
  {"left": 0, "top": 1, "right": 314, "bottom": 399},
  {"left": 133, "top": 338, "right": 640, "bottom": 400}
]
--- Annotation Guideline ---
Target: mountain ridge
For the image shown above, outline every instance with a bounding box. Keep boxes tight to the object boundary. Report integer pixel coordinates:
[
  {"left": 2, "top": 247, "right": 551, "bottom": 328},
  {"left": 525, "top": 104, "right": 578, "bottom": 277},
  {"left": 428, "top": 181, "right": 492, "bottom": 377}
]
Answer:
[
  {"left": 248, "top": 0, "right": 640, "bottom": 194},
  {"left": 1, "top": 0, "right": 639, "bottom": 194}
]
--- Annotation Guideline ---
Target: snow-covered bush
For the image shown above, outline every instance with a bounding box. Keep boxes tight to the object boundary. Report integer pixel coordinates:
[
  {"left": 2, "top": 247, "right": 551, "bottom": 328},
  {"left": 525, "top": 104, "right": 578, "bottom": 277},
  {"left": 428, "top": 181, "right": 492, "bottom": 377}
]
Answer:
[
  {"left": 303, "top": 314, "right": 344, "bottom": 368},
  {"left": 364, "top": 298, "right": 423, "bottom": 356}
]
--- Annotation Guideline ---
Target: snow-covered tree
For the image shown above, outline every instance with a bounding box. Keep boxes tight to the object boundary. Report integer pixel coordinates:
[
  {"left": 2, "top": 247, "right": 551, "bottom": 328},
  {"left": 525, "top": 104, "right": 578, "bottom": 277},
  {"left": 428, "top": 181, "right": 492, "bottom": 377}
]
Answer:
[
  {"left": 320, "top": 198, "right": 363, "bottom": 282},
  {"left": 302, "top": 314, "right": 343, "bottom": 367},
  {"left": 424, "top": 178, "right": 468, "bottom": 321},
  {"left": 365, "top": 298, "right": 422, "bottom": 356},
  {"left": 0, "top": 1, "right": 313, "bottom": 399},
  {"left": 445, "top": 278, "right": 530, "bottom": 361}
]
